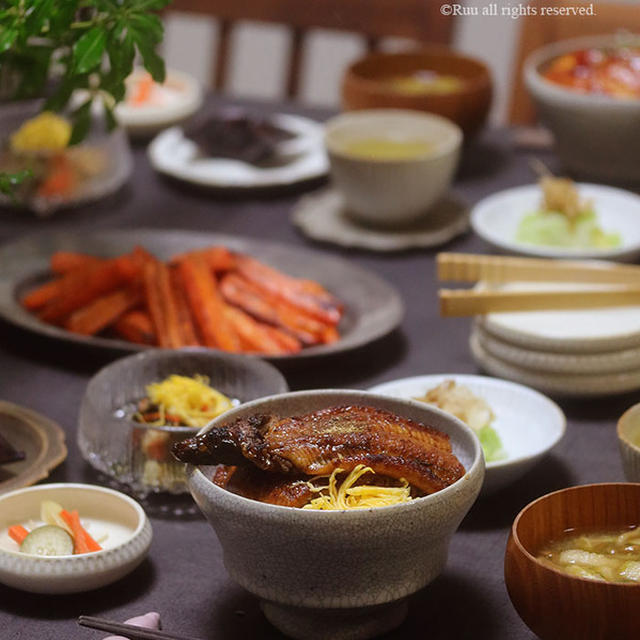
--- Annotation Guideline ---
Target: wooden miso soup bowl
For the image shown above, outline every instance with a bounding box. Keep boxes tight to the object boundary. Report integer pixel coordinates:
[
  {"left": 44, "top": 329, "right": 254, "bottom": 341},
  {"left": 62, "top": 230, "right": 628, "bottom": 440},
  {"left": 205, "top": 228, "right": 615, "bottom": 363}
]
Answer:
[{"left": 505, "top": 483, "right": 640, "bottom": 640}]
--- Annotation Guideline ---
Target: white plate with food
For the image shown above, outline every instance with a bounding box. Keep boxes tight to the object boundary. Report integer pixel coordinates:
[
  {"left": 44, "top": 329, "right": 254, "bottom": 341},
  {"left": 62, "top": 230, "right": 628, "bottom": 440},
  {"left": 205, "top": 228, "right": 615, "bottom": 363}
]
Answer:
[
  {"left": 115, "top": 67, "right": 203, "bottom": 137},
  {"left": 148, "top": 111, "right": 327, "bottom": 189},
  {"left": 368, "top": 374, "right": 565, "bottom": 495},
  {"left": 471, "top": 180, "right": 640, "bottom": 261},
  {"left": 0, "top": 483, "right": 152, "bottom": 593}
]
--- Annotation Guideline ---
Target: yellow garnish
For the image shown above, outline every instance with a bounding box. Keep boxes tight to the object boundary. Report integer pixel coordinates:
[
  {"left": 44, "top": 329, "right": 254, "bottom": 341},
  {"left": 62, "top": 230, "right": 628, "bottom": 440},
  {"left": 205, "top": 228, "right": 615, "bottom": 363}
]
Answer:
[
  {"left": 303, "top": 464, "right": 412, "bottom": 510},
  {"left": 10, "top": 112, "right": 72, "bottom": 152},
  {"left": 144, "top": 374, "right": 233, "bottom": 428}
]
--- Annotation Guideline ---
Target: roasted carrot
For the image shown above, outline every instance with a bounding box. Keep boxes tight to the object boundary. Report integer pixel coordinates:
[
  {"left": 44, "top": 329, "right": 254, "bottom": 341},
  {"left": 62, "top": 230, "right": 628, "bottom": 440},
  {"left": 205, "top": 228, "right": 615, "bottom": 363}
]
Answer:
[
  {"left": 38, "top": 154, "right": 76, "bottom": 198},
  {"left": 220, "top": 273, "right": 331, "bottom": 345},
  {"left": 38, "top": 254, "right": 142, "bottom": 324},
  {"left": 22, "top": 278, "right": 64, "bottom": 311},
  {"left": 170, "top": 266, "right": 200, "bottom": 345},
  {"left": 8, "top": 524, "right": 29, "bottom": 545},
  {"left": 261, "top": 324, "right": 303, "bottom": 353},
  {"left": 170, "top": 246, "right": 236, "bottom": 273},
  {"left": 130, "top": 73, "right": 154, "bottom": 105},
  {"left": 177, "top": 255, "right": 242, "bottom": 352},
  {"left": 64, "top": 288, "right": 142, "bottom": 336},
  {"left": 234, "top": 255, "right": 343, "bottom": 325},
  {"left": 112, "top": 310, "right": 157, "bottom": 345},
  {"left": 60, "top": 509, "right": 102, "bottom": 553},
  {"left": 50, "top": 251, "right": 103, "bottom": 275},
  {"left": 224, "top": 306, "right": 299, "bottom": 354}
]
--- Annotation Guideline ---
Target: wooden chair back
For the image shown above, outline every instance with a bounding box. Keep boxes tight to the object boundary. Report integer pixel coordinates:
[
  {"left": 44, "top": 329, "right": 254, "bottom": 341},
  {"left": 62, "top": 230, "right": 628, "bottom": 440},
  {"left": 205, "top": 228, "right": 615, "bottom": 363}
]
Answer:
[
  {"left": 168, "top": 0, "right": 454, "bottom": 98},
  {"left": 509, "top": 0, "right": 640, "bottom": 124}
]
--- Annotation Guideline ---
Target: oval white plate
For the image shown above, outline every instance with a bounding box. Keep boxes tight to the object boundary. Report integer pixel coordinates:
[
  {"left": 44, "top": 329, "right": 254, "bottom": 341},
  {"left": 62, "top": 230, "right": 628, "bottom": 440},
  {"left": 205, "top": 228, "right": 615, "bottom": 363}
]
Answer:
[
  {"left": 0, "top": 483, "right": 152, "bottom": 594},
  {"left": 470, "top": 333, "right": 640, "bottom": 397},
  {"left": 115, "top": 67, "right": 203, "bottom": 136},
  {"left": 479, "top": 282, "right": 640, "bottom": 354},
  {"left": 368, "top": 374, "right": 565, "bottom": 495},
  {"left": 148, "top": 113, "right": 328, "bottom": 189},
  {"left": 471, "top": 183, "right": 640, "bottom": 261}
]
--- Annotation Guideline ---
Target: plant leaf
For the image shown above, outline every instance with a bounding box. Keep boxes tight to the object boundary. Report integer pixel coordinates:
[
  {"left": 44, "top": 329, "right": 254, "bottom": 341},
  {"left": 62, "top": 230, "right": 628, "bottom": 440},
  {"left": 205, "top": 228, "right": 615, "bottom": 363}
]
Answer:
[
  {"left": 130, "top": 27, "right": 165, "bottom": 82},
  {"left": 0, "top": 28, "right": 17, "bottom": 53},
  {"left": 73, "top": 27, "right": 107, "bottom": 74},
  {"left": 104, "top": 104, "right": 117, "bottom": 131},
  {"left": 129, "top": 13, "right": 163, "bottom": 43}
]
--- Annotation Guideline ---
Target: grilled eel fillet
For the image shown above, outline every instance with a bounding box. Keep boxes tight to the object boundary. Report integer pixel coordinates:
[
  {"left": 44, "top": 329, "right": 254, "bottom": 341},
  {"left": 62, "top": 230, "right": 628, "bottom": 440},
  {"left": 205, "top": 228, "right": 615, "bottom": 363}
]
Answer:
[{"left": 172, "top": 405, "right": 465, "bottom": 495}]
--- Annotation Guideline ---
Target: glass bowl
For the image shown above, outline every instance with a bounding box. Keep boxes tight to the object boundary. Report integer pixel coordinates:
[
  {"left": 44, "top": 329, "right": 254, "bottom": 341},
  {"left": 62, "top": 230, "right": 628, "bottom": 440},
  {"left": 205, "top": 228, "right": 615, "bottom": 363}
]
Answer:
[
  {"left": 0, "top": 99, "right": 132, "bottom": 216},
  {"left": 77, "top": 349, "right": 288, "bottom": 498}
]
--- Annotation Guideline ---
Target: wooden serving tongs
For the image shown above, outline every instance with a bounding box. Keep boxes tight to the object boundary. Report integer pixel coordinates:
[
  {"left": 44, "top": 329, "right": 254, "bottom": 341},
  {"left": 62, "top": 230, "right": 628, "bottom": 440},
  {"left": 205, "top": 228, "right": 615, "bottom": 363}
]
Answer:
[{"left": 437, "top": 253, "right": 640, "bottom": 317}]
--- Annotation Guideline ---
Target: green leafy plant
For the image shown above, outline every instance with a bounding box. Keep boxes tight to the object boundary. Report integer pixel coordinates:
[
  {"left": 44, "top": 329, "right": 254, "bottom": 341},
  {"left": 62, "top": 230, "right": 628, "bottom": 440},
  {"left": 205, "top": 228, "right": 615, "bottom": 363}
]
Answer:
[
  {"left": 0, "top": 0, "right": 170, "bottom": 143},
  {"left": 0, "top": 168, "right": 32, "bottom": 198}
]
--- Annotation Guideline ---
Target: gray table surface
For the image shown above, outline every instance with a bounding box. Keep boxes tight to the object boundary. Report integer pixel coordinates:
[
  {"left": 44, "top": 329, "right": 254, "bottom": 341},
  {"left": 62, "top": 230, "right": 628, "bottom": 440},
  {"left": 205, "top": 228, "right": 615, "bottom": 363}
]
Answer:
[{"left": 0, "top": 101, "right": 636, "bottom": 640}]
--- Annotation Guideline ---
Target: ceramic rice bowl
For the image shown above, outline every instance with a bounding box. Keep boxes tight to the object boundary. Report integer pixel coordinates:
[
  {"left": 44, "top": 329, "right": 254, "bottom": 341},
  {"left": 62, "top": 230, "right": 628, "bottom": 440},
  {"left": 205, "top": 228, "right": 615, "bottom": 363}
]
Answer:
[{"left": 186, "top": 389, "right": 484, "bottom": 640}]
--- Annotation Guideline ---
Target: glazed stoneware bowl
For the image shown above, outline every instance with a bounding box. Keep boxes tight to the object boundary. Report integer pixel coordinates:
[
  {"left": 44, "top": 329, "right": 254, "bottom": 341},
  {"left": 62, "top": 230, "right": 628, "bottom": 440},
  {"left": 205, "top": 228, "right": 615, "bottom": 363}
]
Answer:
[
  {"left": 341, "top": 47, "right": 492, "bottom": 137},
  {"left": 0, "top": 483, "right": 152, "bottom": 594},
  {"left": 78, "top": 348, "right": 288, "bottom": 497},
  {"left": 525, "top": 34, "right": 640, "bottom": 183},
  {"left": 617, "top": 403, "right": 640, "bottom": 482},
  {"left": 186, "top": 389, "right": 484, "bottom": 640},
  {"left": 325, "top": 109, "right": 462, "bottom": 227},
  {"left": 505, "top": 483, "right": 640, "bottom": 640}
]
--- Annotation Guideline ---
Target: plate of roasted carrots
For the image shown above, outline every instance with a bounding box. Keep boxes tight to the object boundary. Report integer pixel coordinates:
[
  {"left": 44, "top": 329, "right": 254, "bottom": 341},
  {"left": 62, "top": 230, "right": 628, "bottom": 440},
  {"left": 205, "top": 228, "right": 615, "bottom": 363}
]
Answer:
[{"left": 0, "top": 229, "right": 403, "bottom": 360}]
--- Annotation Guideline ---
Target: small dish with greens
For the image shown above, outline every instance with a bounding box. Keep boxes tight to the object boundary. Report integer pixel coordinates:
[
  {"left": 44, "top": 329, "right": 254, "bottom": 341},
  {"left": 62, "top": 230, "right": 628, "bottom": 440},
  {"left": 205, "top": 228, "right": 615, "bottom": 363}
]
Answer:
[
  {"left": 471, "top": 182, "right": 640, "bottom": 261},
  {"left": 368, "top": 374, "right": 565, "bottom": 495}
]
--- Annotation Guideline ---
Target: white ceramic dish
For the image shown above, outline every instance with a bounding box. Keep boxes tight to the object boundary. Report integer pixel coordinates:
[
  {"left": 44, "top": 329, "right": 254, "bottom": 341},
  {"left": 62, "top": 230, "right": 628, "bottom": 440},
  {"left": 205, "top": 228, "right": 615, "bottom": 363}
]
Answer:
[
  {"left": 471, "top": 183, "right": 640, "bottom": 260},
  {"left": 115, "top": 67, "right": 203, "bottom": 137},
  {"left": 0, "top": 483, "right": 152, "bottom": 594},
  {"left": 325, "top": 109, "right": 462, "bottom": 226},
  {"left": 474, "top": 323, "right": 640, "bottom": 375},
  {"left": 479, "top": 282, "right": 640, "bottom": 354},
  {"left": 148, "top": 114, "right": 327, "bottom": 189},
  {"left": 618, "top": 404, "right": 640, "bottom": 483},
  {"left": 292, "top": 189, "right": 469, "bottom": 251},
  {"left": 470, "top": 333, "right": 640, "bottom": 397},
  {"left": 369, "top": 374, "right": 565, "bottom": 495}
]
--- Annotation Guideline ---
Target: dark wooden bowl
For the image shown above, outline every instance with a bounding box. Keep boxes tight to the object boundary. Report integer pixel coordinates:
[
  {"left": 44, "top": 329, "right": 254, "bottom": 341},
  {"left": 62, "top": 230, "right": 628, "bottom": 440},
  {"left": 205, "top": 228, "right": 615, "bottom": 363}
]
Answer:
[
  {"left": 505, "top": 483, "right": 640, "bottom": 640},
  {"left": 341, "top": 47, "right": 492, "bottom": 137}
]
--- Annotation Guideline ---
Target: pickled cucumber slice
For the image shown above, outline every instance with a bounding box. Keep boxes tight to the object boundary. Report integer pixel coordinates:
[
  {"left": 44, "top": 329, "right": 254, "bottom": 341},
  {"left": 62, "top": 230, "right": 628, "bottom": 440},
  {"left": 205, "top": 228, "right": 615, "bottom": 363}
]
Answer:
[{"left": 20, "top": 525, "right": 74, "bottom": 556}]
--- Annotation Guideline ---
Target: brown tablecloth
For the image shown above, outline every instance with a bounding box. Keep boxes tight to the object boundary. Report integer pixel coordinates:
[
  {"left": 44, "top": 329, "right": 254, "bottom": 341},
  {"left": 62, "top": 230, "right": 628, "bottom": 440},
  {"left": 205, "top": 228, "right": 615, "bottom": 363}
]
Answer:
[{"left": 0, "top": 99, "right": 635, "bottom": 639}]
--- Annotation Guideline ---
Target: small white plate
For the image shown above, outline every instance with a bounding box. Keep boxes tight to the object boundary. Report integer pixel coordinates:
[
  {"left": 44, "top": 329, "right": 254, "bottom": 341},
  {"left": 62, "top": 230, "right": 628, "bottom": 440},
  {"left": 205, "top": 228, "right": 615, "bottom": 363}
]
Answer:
[
  {"left": 148, "top": 113, "right": 328, "bottom": 189},
  {"left": 115, "top": 67, "right": 203, "bottom": 137},
  {"left": 480, "top": 282, "right": 640, "bottom": 354},
  {"left": 474, "top": 323, "right": 640, "bottom": 375},
  {"left": 292, "top": 189, "right": 469, "bottom": 251},
  {"left": 0, "top": 483, "right": 152, "bottom": 594},
  {"left": 470, "top": 333, "right": 640, "bottom": 397},
  {"left": 471, "top": 183, "right": 640, "bottom": 261},
  {"left": 368, "top": 374, "right": 565, "bottom": 495}
]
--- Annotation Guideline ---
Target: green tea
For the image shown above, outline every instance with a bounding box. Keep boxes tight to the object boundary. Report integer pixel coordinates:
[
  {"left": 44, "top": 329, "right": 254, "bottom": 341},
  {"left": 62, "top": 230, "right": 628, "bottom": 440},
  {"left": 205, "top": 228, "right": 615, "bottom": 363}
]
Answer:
[{"left": 342, "top": 138, "right": 434, "bottom": 160}]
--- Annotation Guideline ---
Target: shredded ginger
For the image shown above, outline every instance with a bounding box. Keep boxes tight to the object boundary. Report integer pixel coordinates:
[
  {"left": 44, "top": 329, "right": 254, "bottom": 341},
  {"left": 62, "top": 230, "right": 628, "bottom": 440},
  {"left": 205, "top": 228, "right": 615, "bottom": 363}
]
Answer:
[
  {"left": 303, "top": 464, "right": 412, "bottom": 510},
  {"left": 144, "top": 374, "right": 233, "bottom": 428}
]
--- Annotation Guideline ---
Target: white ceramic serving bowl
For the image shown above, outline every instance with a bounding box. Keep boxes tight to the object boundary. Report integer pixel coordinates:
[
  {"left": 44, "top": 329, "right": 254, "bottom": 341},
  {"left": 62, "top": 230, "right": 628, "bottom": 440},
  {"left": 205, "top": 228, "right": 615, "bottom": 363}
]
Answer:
[
  {"left": 185, "top": 389, "right": 484, "bottom": 640},
  {"left": 324, "top": 109, "right": 462, "bottom": 227},
  {"left": 369, "top": 374, "right": 565, "bottom": 495},
  {"left": 525, "top": 34, "right": 640, "bottom": 183},
  {"left": 617, "top": 404, "right": 640, "bottom": 483},
  {"left": 0, "top": 483, "right": 152, "bottom": 594},
  {"left": 116, "top": 67, "right": 203, "bottom": 137},
  {"left": 470, "top": 183, "right": 640, "bottom": 261}
]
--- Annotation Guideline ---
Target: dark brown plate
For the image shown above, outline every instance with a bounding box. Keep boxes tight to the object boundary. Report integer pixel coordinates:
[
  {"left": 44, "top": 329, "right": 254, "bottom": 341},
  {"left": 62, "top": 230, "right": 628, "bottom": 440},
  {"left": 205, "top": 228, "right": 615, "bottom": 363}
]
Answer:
[
  {"left": 0, "top": 229, "right": 404, "bottom": 361},
  {"left": 0, "top": 401, "right": 67, "bottom": 494}
]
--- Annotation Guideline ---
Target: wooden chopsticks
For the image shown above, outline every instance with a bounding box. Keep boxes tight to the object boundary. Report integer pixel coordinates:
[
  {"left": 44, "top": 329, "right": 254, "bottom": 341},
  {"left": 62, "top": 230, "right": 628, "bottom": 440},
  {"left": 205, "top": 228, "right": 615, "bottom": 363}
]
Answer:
[
  {"left": 437, "top": 253, "right": 640, "bottom": 317},
  {"left": 77, "top": 616, "right": 204, "bottom": 640}
]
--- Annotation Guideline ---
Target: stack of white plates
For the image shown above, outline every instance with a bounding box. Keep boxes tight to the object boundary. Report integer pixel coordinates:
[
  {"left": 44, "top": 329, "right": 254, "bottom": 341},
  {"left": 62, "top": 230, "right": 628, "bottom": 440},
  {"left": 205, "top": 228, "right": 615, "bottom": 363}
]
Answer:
[{"left": 470, "top": 283, "right": 640, "bottom": 397}]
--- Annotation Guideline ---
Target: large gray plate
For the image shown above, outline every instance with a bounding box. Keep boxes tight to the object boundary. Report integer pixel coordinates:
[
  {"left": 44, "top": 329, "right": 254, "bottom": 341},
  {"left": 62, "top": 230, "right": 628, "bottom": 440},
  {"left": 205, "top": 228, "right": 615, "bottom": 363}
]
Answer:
[{"left": 0, "top": 229, "right": 404, "bottom": 362}]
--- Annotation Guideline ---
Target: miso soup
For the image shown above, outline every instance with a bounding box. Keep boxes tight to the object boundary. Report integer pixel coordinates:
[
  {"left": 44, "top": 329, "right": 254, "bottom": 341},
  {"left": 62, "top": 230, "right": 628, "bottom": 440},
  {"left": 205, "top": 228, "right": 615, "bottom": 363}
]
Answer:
[{"left": 341, "top": 138, "right": 434, "bottom": 160}]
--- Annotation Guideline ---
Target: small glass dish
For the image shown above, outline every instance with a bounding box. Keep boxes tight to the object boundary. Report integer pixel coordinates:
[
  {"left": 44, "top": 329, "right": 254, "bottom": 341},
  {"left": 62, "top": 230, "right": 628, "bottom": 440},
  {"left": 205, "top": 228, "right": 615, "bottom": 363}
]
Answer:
[
  {"left": 77, "top": 349, "right": 288, "bottom": 498},
  {"left": 0, "top": 99, "right": 132, "bottom": 216}
]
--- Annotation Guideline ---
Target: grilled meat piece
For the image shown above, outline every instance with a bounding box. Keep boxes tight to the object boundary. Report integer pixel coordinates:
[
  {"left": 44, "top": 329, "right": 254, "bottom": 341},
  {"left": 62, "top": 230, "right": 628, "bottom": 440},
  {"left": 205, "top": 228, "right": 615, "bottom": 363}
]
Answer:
[
  {"left": 212, "top": 465, "right": 314, "bottom": 507},
  {"left": 173, "top": 405, "right": 465, "bottom": 495}
]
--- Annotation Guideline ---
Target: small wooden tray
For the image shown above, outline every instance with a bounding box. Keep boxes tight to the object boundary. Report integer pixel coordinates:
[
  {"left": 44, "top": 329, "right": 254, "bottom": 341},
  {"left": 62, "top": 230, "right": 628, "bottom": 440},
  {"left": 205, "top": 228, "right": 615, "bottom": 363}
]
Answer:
[{"left": 0, "top": 401, "right": 67, "bottom": 494}]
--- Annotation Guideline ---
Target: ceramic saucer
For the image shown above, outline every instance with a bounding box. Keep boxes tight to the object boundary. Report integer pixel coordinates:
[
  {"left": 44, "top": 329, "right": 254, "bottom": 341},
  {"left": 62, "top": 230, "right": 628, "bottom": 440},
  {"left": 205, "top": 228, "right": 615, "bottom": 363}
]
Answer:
[{"left": 292, "top": 189, "right": 469, "bottom": 251}]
